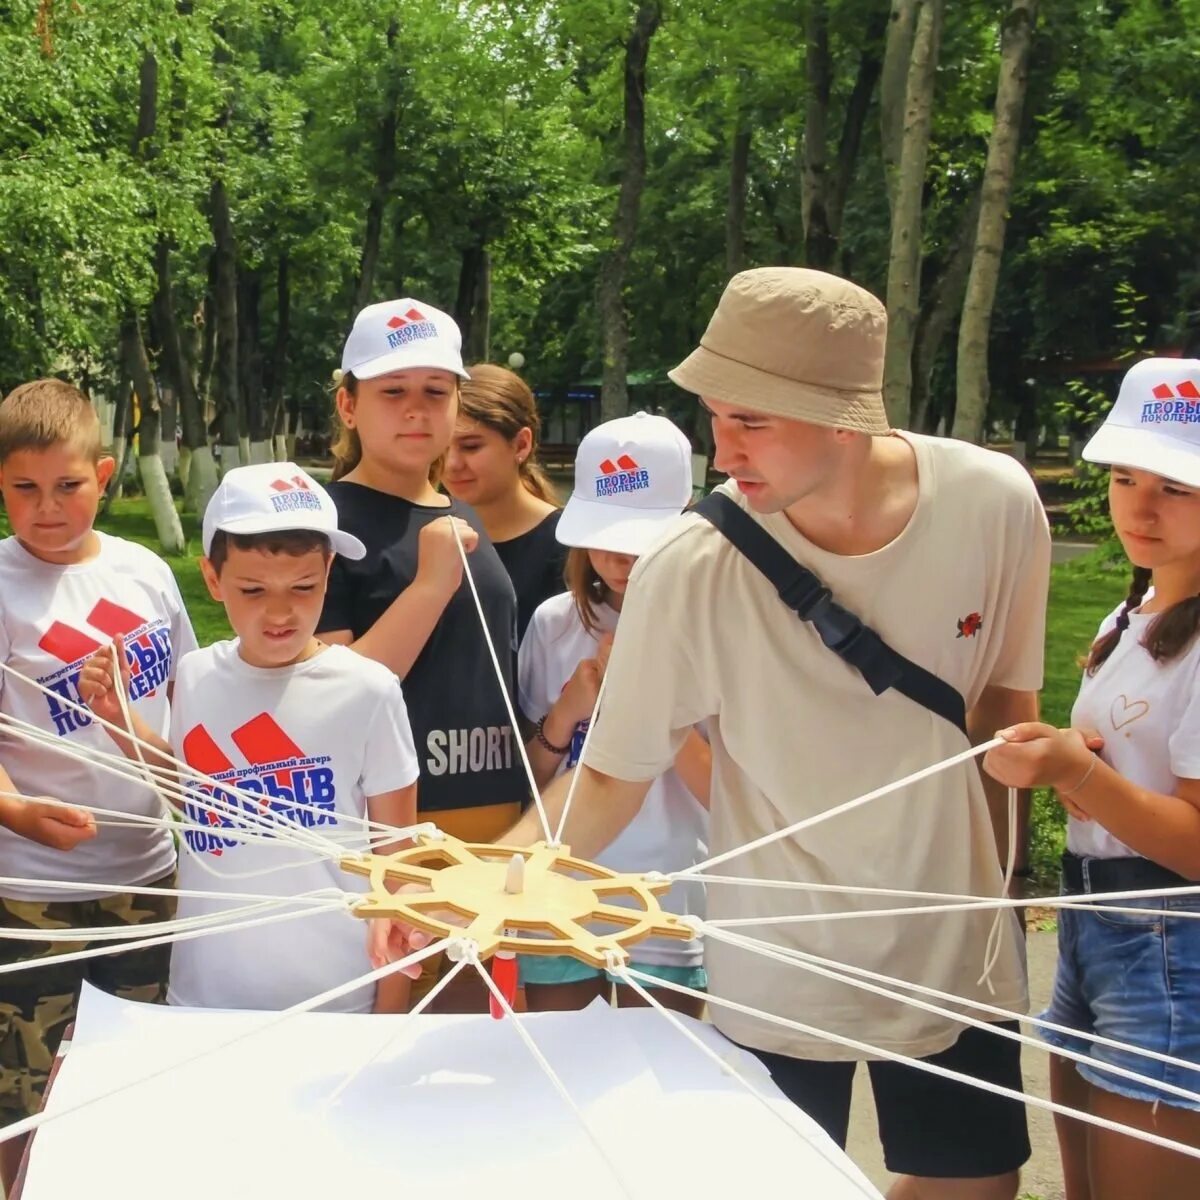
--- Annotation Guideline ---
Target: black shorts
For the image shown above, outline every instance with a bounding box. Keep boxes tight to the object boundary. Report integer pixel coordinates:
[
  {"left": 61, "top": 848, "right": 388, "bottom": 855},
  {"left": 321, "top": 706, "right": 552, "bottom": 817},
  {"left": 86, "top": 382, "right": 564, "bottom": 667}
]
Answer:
[{"left": 746, "top": 1022, "right": 1031, "bottom": 1179}]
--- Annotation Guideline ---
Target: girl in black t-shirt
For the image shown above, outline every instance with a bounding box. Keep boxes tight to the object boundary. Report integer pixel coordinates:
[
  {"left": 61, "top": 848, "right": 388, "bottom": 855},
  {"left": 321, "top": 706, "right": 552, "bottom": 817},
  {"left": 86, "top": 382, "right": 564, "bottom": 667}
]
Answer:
[
  {"left": 443, "top": 364, "right": 566, "bottom": 644},
  {"left": 317, "top": 300, "right": 528, "bottom": 855}
]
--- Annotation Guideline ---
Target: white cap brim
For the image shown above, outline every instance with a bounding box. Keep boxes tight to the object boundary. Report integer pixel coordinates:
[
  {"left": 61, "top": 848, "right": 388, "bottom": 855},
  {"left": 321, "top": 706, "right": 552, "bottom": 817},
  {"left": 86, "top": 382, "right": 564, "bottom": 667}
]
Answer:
[
  {"left": 350, "top": 347, "right": 470, "bottom": 382},
  {"left": 203, "top": 514, "right": 366, "bottom": 561},
  {"left": 1083, "top": 424, "right": 1200, "bottom": 488},
  {"left": 556, "top": 497, "right": 686, "bottom": 556}
]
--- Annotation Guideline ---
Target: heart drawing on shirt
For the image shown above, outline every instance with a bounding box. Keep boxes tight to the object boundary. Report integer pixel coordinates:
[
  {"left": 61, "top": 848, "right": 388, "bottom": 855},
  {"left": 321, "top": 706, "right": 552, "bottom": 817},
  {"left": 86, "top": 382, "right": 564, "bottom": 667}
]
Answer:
[{"left": 1110, "top": 695, "right": 1150, "bottom": 731}]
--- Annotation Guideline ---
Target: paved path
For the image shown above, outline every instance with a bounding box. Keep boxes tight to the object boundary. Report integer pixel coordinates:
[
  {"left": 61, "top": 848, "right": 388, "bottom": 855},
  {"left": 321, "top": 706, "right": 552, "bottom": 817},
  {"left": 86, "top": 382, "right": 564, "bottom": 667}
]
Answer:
[{"left": 846, "top": 928, "right": 1063, "bottom": 1199}]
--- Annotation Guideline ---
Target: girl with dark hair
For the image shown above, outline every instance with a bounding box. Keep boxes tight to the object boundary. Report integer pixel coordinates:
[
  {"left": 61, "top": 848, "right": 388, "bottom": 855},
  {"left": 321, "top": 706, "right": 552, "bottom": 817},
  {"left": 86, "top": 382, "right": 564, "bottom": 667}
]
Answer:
[
  {"left": 443, "top": 364, "right": 565, "bottom": 641},
  {"left": 985, "top": 358, "right": 1200, "bottom": 1199}
]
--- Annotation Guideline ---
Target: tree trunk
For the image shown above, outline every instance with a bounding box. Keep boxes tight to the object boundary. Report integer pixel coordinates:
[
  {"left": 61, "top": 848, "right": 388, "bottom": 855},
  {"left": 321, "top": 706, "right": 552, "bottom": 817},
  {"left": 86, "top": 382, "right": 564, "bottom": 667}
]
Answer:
[
  {"left": 267, "top": 251, "right": 290, "bottom": 462},
  {"left": 598, "top": 2, "right": 662, "bottom": 422},
  {"left": 209, "top": 176, "right": 242, "bottom": 469},
  {"left": 725, "top": 122, "right": 751, "bottom": 275},
  {"left": 121, "top": 316, "right": 185, "bottom": 553},
  {"left": 353, "top": 16, "right": 400, "bottom": 314},
  {"left": 880, "top": 0, "right": 919, "bottom": 215},
  {"left": 197, "top": 271, "right": 217, "bottom": 417},
  {"left": 153, "top": 237, "right": 206, "bottom": 460},
  {"left": 882, "top": 0, "right": 943, "bottom": 428},
  {"left": 240, "top": 268, "right": 268, "bottom": 451},
  {"left": 911, "top": 191, "right": 981, "bottom": 432},
  {"left": 103, "top": 375, "right": 133, "bottom": 512},
  {"left": 454, "top": 240, "right": 491, "bottom": 364},
  {"left": 952, "top": 0, "right": 1038, "bottom": 444},
  {"left": 801, "top": 1, "right": 837, "bottom": 269},
  {"left": 829, "top": 12, "right": 887, "bottom": 269}
]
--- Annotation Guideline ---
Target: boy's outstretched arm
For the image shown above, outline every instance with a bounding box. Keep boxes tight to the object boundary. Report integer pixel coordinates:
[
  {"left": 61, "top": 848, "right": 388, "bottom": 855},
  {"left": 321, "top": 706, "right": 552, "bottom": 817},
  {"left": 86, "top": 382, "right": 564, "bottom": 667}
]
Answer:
[
  {"left": 365, "top": 781, "right": 419, "bottom": 1011},
  {"left": 0, "top": 761, "right": 96, "bottom": 850}
]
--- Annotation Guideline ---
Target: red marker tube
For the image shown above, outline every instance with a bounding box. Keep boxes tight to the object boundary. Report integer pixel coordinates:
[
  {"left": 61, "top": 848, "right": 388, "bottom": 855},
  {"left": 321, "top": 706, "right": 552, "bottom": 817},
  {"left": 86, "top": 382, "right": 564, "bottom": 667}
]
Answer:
[
  {"left": 490, "top": 940, "right": 518, "bottom": 1020},
  {"left": 491, "top": 854, "right": 525, "bottom": 1019}
]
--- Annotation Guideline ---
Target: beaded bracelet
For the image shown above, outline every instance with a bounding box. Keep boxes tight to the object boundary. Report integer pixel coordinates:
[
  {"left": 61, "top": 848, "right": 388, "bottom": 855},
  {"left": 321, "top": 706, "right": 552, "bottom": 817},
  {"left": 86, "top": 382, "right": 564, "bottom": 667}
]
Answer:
[{"left": 534, "top": 714, "right": 572, "bottom": 756}]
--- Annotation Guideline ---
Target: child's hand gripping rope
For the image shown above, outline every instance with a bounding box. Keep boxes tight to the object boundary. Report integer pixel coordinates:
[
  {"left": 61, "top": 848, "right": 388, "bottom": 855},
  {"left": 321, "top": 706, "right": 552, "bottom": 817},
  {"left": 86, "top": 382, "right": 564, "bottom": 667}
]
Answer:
[
  {"left": 1, "top": 795, "right": 97, "bottom": 850},
  {"left": 983, "top": 723, "right": 1106, "bottom": 821},
  {"left": 77, "top": 636, "right": 133, "bottom": 732},
  {"left": 416, "top": 516, "right": 480, "bottom": 600}
]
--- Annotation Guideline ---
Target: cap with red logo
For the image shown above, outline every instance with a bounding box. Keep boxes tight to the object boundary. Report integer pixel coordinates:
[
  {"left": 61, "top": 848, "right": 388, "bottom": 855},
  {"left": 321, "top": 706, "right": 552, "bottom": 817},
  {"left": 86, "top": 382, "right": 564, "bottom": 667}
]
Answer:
[
  {"left": 202, "top": 462, "right": 366, "bottom": 560},
  {"left": 556, "top": 412, "right": 694, "bottom": 555},
  {"left": 341, "top": 298, "right": 470, "bottom": 382},
  {"left": 1083, "top": 357, "right": 1200, "bottom": 487}
]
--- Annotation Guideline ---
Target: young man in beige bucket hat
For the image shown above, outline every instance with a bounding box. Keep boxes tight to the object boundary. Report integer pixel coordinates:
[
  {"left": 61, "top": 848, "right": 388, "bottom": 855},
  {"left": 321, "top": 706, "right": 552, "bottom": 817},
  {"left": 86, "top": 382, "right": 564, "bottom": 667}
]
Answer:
[{"left": 401, "top": 268, "right": 1050, "bottom": 1197}]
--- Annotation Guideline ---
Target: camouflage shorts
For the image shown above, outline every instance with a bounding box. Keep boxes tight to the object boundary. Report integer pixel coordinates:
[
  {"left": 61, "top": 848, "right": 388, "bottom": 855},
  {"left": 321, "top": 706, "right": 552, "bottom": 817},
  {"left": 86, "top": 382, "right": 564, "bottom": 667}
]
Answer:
[{"left": 0, "top": 874, "right": 177, "bottom": 1125}]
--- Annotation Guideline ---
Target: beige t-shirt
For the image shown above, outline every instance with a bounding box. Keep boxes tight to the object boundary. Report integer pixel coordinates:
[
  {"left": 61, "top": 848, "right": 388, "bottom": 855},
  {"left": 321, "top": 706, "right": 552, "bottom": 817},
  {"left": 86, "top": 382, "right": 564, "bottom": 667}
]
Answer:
[{"left": 585, "top": 432, "right": 1050, "bottom": 1060}]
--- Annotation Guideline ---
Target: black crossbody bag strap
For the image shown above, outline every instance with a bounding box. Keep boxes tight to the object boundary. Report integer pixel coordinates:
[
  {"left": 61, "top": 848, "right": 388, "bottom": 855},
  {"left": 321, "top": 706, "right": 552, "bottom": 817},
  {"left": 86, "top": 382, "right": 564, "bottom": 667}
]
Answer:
[{"left": 695, "top": 492, "right": 967, "bottom": 738}]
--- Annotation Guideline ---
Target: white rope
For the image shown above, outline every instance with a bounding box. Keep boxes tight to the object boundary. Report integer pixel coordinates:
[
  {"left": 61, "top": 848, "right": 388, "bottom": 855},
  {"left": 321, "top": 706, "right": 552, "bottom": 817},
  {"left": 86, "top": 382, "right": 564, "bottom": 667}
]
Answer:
[
  {"left": 0, "top": 662, "right": 363, "bottom": 855},
  {"left": 552, "top": 671, "right": 609, "bottom": 847},
  {"left": 448, "top": 520, "right": 554, "bottom": 843},
  {"left": 0, "top": 896, "right": 320, "bottom": 942},
  {"left": 0, "top": 788, "right": 352, "bottom": 853},
  {"left": 323, "top": 953, "right": 473, "bottom": 1105},
  {"left": 689, "top": 871, "right": 1200, "bottom": 929},
  {"left": 701, "top": 923, "right": 1200, "bottom": 1109},
  {"left": 0, "top": 705, "right": 432, "bottom": 877},
  {"left": 470, "top": 953, "right": 639, "bottom": 1199},
  {"left": 0, "top": 707, "right": 337, "bottom": 857},
  {"left": 0, "top": 875, "right": 351, "bottom": 908},
  {"left": 706, "top": 924, "right": 1200, "bottom": 1082},
  {"left": 674, "top": 737, "right": 1003, "bottom": 879},
  {"left": 0, "top": 934, "right": 455, "bottom": 1147},
  {"left": 978, "top": 784, "right": 1019, "bottom": 992},
  {"left": 0, "top": 896, "right": 351, "bottom": 978},
  {"left": 702, "top": 892, "right": 1200, "bottom": 927},
  {"left": 607, "top": 959, "right": 882, "bottom": 1199},
  {"left": 623, "top": 967, "right": 1200, "bottom": 1162}
]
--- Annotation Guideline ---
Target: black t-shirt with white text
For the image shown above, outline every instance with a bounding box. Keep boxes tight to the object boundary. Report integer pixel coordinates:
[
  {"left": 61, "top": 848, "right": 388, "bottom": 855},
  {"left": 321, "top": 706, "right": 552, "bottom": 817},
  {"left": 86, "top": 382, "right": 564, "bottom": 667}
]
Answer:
[{"left": 318, "top": 481, "right": 528, "bottom": 816}]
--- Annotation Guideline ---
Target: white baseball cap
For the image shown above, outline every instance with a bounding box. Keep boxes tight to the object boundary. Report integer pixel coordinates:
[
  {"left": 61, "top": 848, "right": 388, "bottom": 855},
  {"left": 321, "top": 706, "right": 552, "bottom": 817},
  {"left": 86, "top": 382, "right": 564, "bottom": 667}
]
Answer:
[
  {"left": 202, "top": 463, "right": 366, "bottom": 560},
  {"left": 341, "top": 299, "right": 470, "bottom": 382},
  {"left": 556, "top": 412, "right": 693, "bottom": 555},
  {"left": 1083, "top": 357, "right": 1200, "bottom": 487}
]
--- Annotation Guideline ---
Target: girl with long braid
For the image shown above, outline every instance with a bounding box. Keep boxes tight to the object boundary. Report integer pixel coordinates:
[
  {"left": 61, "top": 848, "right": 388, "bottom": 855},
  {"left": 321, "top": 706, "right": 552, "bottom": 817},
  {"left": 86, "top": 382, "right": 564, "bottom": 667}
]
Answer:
[{"left": 985, "top": 358, "right": 1200, "bottom": 1200}]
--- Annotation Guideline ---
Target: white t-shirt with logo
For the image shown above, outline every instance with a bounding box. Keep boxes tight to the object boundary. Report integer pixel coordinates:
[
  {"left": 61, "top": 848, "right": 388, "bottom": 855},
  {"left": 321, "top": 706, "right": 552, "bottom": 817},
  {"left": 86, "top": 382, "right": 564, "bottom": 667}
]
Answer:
[
  {"left": 584, "top": 433, "right": 1051, "bottom": 1060},
  {"left": 166, "top": 641, "right": 419, "bottom": 1012},
  {"left": 518, "top": 592, "right": 708, "bottom": 969},
  {"left": 1068, "top": 597, "right": 1200, "bottom": 860},
  {"left": 0, "top": 533, "right": 196, "bottom": 900}
]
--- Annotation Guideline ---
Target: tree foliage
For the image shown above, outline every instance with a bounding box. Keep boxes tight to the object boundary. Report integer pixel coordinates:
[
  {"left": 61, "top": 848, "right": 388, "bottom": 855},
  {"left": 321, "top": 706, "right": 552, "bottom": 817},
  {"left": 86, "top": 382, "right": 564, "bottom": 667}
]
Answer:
[{"left": 1, "top": 0, "right": 1196, "bottom": 509}]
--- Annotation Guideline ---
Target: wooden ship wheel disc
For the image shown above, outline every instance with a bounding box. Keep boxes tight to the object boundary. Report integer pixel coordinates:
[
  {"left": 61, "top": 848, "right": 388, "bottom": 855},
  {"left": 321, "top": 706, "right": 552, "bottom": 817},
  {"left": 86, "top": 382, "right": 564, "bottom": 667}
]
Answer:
[{"left": 341, "top": 833, "right": 693, "bottom": 968}]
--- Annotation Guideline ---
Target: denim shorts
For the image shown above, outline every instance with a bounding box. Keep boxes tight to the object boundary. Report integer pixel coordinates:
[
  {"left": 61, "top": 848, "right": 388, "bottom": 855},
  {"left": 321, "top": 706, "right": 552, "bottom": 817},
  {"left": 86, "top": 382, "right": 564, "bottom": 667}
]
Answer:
[{"left": 1041, "top": 886, "right": 1200, "bottom": 1110}]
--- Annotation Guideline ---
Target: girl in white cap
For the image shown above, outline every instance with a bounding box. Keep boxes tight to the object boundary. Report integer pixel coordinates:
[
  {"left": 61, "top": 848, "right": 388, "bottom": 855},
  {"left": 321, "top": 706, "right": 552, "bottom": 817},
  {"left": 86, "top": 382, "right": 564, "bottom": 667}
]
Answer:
[
  {"left": 985, "top": 358, "right": 1200, "bottom": 1196},
  {"left": 317, "top": 300, "right": 530, "bottom": 1011},
  {"left": 517, "top": 411, "right": 710, "bottom": 1014}
]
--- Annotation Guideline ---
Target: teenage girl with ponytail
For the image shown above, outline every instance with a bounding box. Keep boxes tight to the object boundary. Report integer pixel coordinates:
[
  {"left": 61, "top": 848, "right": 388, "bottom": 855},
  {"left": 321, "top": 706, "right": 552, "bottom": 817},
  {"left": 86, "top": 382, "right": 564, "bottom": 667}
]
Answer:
[
  {"left": 318, "top": 300, "right": 528, "bottom": 904},
  {"left": 443, "top": 364, "right": 566, "bottom": 642},
  {"left": 985, "top": 359, "right": 1200, "bottom": 1199}
]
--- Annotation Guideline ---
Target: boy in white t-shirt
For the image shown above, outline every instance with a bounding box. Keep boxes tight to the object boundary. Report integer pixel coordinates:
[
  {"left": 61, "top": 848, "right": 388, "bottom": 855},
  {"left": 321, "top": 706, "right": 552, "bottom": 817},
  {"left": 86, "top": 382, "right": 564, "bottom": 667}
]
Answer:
[
  {"left": 0, "top": 379, "right": 197, "bottom": 1189},
  {"left": 81, "top": 463, "right": 420, "bottom": 1016}
]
